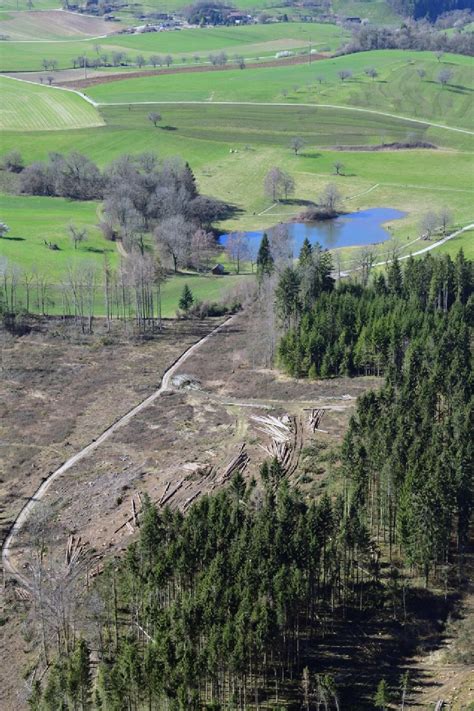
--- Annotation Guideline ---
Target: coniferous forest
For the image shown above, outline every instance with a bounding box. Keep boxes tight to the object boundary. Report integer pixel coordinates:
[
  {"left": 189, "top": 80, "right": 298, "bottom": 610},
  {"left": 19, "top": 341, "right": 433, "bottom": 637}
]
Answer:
[{"left": 29, "top": 249, "right": 473, "bottom": 710}]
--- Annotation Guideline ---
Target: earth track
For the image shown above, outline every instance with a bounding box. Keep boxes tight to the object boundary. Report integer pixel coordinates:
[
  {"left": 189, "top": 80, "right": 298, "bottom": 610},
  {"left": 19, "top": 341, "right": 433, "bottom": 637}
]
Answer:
[{"left": 1, "top": 316, "right": 234, "bottom": 588}]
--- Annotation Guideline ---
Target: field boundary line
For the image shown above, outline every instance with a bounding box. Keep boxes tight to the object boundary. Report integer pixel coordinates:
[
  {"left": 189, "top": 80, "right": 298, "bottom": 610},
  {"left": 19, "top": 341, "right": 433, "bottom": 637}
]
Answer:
[
  {"left": 94, "top": 99, "right": 474, "bottom": 136},
  {"left": 0, "top": 73, "right": 100, "bottom": 107},
  {"left": 1, "top": 315, "right": 236, "bottom": 588}
]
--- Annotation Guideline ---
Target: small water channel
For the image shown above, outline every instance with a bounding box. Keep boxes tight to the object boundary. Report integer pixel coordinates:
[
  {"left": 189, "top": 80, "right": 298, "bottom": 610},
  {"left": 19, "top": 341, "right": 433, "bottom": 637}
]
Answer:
[{"left": 221, "top": 207, "right": 406, "bottom": 255}]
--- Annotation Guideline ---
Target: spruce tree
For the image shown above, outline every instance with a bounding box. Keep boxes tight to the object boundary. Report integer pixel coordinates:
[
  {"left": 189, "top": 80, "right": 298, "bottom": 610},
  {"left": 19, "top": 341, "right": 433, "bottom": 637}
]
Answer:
[
  {"left": 179, "top": 283, "right": 194, "bottom": 312},
  {"left": 374, "top": 678, "right": 390, "bottom": 710},
  {"left": 299, "top": 237, "right": 313, "bottom": 267},
  {"left": 256, "top": 234, "right": 274, "bottom": 280}
]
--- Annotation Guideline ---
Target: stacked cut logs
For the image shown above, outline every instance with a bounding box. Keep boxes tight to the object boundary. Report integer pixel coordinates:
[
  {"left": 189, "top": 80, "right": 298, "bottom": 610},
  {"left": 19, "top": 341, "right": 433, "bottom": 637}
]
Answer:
[
  {"left": 216, "top": 443, "right": 250, "bottom": 485},
  {"left": 307, "top": 408, "right": 326, "bottom": 433},
  {"left": 252, "top": 414, "right": 303, "bottom": 475},
  {"left": 65, "top": 535, "right": 88, "bottom": 572}
]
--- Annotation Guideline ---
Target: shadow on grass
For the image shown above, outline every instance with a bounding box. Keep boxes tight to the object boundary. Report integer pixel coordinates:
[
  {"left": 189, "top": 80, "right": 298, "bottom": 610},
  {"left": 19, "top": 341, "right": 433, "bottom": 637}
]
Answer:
[{"left": 2, "top": 236, "right": 25, "bottom": 241}]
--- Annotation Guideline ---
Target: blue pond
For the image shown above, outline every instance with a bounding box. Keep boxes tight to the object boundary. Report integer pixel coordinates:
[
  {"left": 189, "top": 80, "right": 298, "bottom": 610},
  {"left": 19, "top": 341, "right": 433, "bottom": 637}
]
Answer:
[{"left": 221, "top": 207, "right": 405, "bottom": 255}]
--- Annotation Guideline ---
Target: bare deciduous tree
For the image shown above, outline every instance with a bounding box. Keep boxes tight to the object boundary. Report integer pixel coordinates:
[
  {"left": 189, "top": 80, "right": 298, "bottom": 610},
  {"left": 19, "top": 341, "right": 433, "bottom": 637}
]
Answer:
[
  {"left": 148, "top": 111, "right": 162, "bottom": 127},
  {"left": 264, "top": 167, "right": 295, "bottom": 202},
  {"left": 438, "top": 207, "right": 453, "bottom": 235},
  {"left": 437, "top": 68, "right": 454, "bottom": 87},
  {"left": 290, "top": 136, "right": 305, "bottom": 155},
  {"left": 337, "top": 69, "right": 352, "bottom": 81},
  {"left": 190, "top": 228, "right": 215, "bottom": 272},
  {"left": 68, "top": 223, "right": 88, "bottom": 250},
  {"left": 226, "top": 232, "right": 250, "bottom": 274},
  {"left": 319, "top": 183, "right": 341, "bottom": 214},
  {"left": 420, "top": 211, "right": 439, "bottom": 239},
  {"left": 154, "top": 214, "right": 191, "bottom": 272},
  {"left": 333, "top": 161, "right": 344, "bottom": 175}
]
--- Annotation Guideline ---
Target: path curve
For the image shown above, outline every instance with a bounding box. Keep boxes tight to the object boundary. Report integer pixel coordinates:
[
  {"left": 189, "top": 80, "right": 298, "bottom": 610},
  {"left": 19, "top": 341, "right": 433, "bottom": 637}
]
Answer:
[
  {"left": 341, "top": 222, "right": 474, "bottom": 276},
  {"left": 2, "top": 316, "right": 234, "bottom": 587}
]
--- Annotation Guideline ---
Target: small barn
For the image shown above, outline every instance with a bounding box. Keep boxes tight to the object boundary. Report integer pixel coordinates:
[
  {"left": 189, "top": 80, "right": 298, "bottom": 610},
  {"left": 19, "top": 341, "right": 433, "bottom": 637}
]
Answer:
[{"left": 211, "top": 263, "right": 225, "bottom": 275}]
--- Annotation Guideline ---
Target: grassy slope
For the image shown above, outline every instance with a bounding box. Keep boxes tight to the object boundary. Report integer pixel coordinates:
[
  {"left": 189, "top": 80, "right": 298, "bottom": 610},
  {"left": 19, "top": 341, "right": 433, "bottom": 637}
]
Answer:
[
  {"left": 0, "top": 22, "right": 348, "bottom": 71},
  {"left": 0, "top": 76, "right": 104, "bottom": 130},
  {"left": 87, "top": 50, "right": 474, "bottom": 131}
]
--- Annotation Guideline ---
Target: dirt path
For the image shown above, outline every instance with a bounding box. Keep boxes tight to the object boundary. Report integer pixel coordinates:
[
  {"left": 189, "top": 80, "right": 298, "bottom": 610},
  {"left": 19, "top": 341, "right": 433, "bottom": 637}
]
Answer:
[{"left": 1, "top": 316, "right": 233, "bottom": 588}]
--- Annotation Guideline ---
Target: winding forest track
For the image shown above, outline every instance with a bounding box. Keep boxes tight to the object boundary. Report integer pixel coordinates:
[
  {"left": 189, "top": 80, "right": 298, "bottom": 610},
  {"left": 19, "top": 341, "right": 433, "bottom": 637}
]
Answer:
[{"left": 1, "top": 315, "right": 235, "bottom": 588}]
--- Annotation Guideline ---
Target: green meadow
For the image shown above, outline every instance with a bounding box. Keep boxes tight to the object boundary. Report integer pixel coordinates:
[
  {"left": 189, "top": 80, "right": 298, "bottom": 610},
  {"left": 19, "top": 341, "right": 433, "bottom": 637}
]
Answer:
[
  {"left": 0, "top": 22, "right": 347, "bottom": 72},
  {"left": 86, "top": 50, "right": 474, "bottom": 132},
  {"left": 0, "top": 76, "right": 104, "bottom": 131}
]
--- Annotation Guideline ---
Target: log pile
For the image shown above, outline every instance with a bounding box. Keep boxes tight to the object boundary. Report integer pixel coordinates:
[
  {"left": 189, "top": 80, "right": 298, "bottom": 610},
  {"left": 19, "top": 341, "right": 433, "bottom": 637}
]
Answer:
[
  {"left": 65, "top": 535, "right": 88, "bottom": 572},
  {"left": 251, "top": 414, "right": 303, "bottom": 476},
  {"left": 307, "top": 408, "right": 327, "bottom": 433},
  {"left": 216, "top": 443, "right": 250, "bottom": 485}
]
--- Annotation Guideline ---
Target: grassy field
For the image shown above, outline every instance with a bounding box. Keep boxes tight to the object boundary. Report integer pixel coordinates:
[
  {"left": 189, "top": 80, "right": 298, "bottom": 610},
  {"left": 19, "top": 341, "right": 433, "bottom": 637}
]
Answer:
[
  {"left": 0, "top": 22, "right": 348, "bottom": 72},
  {"left": 0, "top": 194, "right": 116, "bottom": 280},
  {"left": 331, "top": 0, "right": 400, "bottom": 23},
  {"left": 0, "top": 76, "right": 104, "bottom": 130},
  {"left": 87, "top": 50, "right": 474, "bottom": 132},
  {"left": 1, "top": 42, "right": 472, "bottom": 314}
]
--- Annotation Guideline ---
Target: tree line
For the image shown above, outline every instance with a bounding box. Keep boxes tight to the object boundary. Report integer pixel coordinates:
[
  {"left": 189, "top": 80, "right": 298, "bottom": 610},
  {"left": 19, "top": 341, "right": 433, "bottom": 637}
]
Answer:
[{"left": 342, "top": 17, "right": 474, "bottom": 56}]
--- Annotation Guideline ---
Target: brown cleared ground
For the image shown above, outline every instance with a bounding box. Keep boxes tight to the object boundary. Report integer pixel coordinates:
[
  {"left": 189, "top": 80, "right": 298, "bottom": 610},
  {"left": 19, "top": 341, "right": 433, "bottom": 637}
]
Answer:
[
  {"left": 0, "top": 10, "right": 121, "bottom": 41},
  {"left": 0, "top": 316, "right": 220, "bottom": 549}
]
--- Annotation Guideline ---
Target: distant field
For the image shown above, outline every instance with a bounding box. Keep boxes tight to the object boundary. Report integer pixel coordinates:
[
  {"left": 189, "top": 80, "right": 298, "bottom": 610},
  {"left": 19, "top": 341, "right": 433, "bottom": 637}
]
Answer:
[
  {"left": 0, "top": 22, "right": 348, "bottom": 72},
  {"left": 332, "top": 0, "right": 400, "bottom": 24},
  {"left": 87, "top": 50, "right": 474, "bottom": 132},
  {"left": 0, "top": 9, "right": 121, "bottom": 40},
  {"left": 0, "top": 76, "right": 104, "bottom": 130}
]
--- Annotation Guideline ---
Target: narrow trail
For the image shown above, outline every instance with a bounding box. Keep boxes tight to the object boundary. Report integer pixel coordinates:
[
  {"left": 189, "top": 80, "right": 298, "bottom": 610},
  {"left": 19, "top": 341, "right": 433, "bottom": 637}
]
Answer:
[
  {"left": 1, "top": 316, "right": 234, "bottom": 588},
  {"left": 341, "top": 222, "right": 474, "bottom": 276}
]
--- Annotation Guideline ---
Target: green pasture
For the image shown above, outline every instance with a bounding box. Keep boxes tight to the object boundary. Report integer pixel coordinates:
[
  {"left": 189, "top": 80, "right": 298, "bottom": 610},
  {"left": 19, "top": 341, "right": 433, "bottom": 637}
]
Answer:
[
  {"left": 0, "top": 76, "right": 104, "bottom": 130},
  {"left": 88, "top": 50, "right": 474, "bottom": 132},
  {"left": 0, "top": 22, "right": 347, "bottom": 72},
  {"left": 430, "top": 228, "right": 474, "bottom": 260},
  {"left": 0, "top": 194, "right": 116, "bottom": 280},
  {"left": 99, "top": 102, "right": 472, "bottom": 151}
]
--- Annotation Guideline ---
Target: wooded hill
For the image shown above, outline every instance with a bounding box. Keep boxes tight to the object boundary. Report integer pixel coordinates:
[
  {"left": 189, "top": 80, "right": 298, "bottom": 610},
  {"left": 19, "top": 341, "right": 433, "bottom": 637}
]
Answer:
[{"left": 28, "top": 249, "right": 473, "bottom": 709}]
